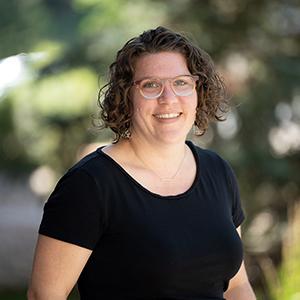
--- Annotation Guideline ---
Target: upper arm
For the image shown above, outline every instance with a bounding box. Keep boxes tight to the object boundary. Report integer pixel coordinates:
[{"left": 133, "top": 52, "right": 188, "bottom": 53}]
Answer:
[
  {"left": 28, "top": 234, "right": 92, "bottom": 299},
  {"left": 28, "top": 168, "right": 105, "bottom": 299}
]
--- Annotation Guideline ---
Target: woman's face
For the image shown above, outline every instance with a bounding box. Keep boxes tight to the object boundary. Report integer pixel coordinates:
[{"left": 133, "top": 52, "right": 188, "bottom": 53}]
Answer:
[{"left": 130, "top": 51, "right": 198, "bottom": 145}]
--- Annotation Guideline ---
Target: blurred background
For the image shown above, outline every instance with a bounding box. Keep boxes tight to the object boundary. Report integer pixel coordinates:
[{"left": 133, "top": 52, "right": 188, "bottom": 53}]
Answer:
[{"left": 0, "top": 0, "right": 299, "bottom": 299}]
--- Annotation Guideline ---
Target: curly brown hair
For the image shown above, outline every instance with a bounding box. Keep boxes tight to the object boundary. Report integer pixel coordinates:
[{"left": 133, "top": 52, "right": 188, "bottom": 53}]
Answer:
[{"left": 97, "top": 26, "right": 228, "bottom": 142}]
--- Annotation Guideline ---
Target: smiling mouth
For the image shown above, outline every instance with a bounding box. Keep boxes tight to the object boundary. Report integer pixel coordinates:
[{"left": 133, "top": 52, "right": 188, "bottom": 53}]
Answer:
[{"left": 153, "top": 113, "right": 182, "bottom": 119}]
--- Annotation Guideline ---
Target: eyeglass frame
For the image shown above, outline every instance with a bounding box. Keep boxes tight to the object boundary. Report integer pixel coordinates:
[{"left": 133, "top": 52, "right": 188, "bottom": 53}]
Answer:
[{"left": 132, "top": 74, "right": 200, "bottom": 99}]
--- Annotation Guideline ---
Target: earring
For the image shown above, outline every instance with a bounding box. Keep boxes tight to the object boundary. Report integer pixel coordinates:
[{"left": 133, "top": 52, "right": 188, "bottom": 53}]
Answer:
[
  {"left": 123, "top": 129, "right": 131, "bottom": 139},
  {"left": 193, "top": 124, "right": 202, "bottom": 136}
]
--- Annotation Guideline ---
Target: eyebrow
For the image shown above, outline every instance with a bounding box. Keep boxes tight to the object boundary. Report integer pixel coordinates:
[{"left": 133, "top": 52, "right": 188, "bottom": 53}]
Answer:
[{"left": 133, "top": 74, "right": 193, "bottom": 82}]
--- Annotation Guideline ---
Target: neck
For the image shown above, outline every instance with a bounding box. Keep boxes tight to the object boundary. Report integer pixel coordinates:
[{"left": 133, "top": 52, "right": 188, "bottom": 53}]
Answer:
[{"left": 125, "top": 137, "right": 187, "bottom": 181}]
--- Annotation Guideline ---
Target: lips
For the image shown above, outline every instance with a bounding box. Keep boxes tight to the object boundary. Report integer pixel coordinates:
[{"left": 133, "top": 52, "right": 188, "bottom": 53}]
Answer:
[{"left": 153, "top": 112, "right": 182, "bottom": 119}]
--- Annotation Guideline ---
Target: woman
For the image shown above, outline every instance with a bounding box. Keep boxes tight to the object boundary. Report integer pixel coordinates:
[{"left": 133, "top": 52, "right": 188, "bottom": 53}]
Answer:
[{"left": 28, "top": 27, "right": 256, "bottom": 299}]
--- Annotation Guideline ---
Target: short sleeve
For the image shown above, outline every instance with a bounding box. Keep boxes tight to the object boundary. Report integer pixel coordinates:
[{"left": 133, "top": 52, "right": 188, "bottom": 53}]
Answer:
[
  {"left": 223, "top": 161, "right": 245, "bottom": 228},
  {"left": 39, "top": 169, "right": 105, "bottom": 250}
]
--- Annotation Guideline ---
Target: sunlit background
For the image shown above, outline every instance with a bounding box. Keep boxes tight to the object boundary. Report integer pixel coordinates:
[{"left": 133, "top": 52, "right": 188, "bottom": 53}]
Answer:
[{"left": 0, "top": 0, "right": 299, "bottom": 299}]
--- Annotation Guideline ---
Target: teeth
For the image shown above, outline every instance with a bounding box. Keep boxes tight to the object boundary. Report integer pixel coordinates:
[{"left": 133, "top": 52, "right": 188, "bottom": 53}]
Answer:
[{"left": 155, "top": 113, "right": 180, "bottom": 119}]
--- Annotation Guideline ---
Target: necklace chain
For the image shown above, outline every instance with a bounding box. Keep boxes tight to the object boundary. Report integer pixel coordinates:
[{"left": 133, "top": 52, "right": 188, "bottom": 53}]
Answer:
[{"left": 132, "top": 146, "right": 187, "bottom": 182}]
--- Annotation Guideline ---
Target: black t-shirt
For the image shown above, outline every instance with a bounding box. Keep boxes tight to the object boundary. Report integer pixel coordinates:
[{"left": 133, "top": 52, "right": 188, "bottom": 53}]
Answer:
[{"left": 39, "top": 141, "right": 245, "bottom": 300}]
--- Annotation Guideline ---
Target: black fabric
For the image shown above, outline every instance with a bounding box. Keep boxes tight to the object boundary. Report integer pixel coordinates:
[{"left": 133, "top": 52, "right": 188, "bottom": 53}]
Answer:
[{"left": 39, "top": 141, "right": 245, "bottom": 300}]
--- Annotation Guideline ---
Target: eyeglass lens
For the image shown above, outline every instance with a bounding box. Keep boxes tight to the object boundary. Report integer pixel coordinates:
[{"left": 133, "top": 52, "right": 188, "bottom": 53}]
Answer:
[{"left": 138, "top": 75, "right": 197, "bottom": 99}]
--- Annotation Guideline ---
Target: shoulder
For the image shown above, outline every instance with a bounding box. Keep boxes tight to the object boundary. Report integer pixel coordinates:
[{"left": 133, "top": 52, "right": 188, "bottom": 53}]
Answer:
[
  {"left": 44, "top": 147, "right": 111, "bottom": 214},
  {"left": 68, "top": 147, "right": 103, "bottom": 172},
  {"left": 63, "top": 146, "right": 109, "bottom": 180},
  {"left": 40, "top": 148, "right": 109, "bottom": 249},
  {"left": 187, "top": 140, "right": 238, "bottom": 189},
  {"left": 47, "top": 147, "right": 111, "bottom": 197},
  {"left": 187, "top": 140, "right": 229, "bottom": 171}
]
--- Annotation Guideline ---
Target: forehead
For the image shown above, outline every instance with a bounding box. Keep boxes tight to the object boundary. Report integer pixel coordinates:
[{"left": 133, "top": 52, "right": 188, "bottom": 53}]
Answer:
[{"left": 133, "top": 51, "right": 190, "bottom": 79}]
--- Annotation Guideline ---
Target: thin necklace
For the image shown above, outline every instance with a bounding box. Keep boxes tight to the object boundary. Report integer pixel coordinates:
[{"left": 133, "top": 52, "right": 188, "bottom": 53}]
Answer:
[{"left": 131, "top": 145, "right": 187, "bottom": 182}]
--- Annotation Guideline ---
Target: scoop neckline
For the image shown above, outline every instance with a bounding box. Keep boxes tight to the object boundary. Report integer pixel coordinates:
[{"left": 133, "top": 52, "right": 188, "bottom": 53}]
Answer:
[{"left": 97, "top": 140, "right": 200, "bottom": 200}]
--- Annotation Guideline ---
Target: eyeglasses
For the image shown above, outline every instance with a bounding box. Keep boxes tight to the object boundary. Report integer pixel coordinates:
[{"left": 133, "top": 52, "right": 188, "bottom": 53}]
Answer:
[{"left": 133, "top": 75, "right": 199, "bottom": 99}]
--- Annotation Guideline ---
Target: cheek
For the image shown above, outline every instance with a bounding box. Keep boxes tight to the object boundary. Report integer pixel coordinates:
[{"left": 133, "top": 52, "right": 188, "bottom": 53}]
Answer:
[
  {"left": 132, "top": 98, "right": 152, "bottom": 115},
  {"left": 130, "top": 87, "right": 142, "bottom": 109},
  {"left": 192, "top": 95, "right": 198, "bottom": 111},
  {"left": 183, "top": 95, "right": 198, "bottom": 111},
  {"left": 132, "top": 104, "right": 149, "bottom": 121},
  {"left": 134, "top": 107, "right": 142, "bottom": 115}
]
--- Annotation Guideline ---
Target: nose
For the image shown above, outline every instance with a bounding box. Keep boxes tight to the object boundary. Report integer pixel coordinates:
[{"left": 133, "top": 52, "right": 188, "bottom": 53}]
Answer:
[{"left": 157, "top": 80, "right": 178, "bottom": 104}]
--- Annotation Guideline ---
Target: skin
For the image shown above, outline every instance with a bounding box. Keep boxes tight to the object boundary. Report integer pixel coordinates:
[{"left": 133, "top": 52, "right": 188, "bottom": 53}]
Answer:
[
  {"left": 27, "top": 51, "right": 256, "bottom": 299},
  {"left": 130, "top": 51, "right": 198, "bottom": 147},
  {"left": 104, "top": 51, "right": 199, "bottom": 196},
  {"left": 27, "top": 235, "right": 92, "bottom": 300}
]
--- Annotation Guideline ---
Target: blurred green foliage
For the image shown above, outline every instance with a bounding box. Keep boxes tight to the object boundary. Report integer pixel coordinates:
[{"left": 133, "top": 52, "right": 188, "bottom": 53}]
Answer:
[
  {"left": 0, "top": 0, "right": 299, "bottom": 298},
  {"left": 10, "top": 67, "right": 98, "bottom": 171},
  {"left": 277, "top": 245, "right": 300, "bottom": 299},
  {"left": 0, "top": 0, "right": 166, "bottom": 173},
  {"left": 269, "top": 203, "right": 300, "bottom": 300}
]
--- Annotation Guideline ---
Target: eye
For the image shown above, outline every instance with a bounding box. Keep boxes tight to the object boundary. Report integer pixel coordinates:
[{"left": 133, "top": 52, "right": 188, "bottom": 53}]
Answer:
[
  {"left": 174, "top": 79, "right": 188, "bottom": 86},
  {"left": 142, "top": 80, "right": 161, "bottom": 89}
]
